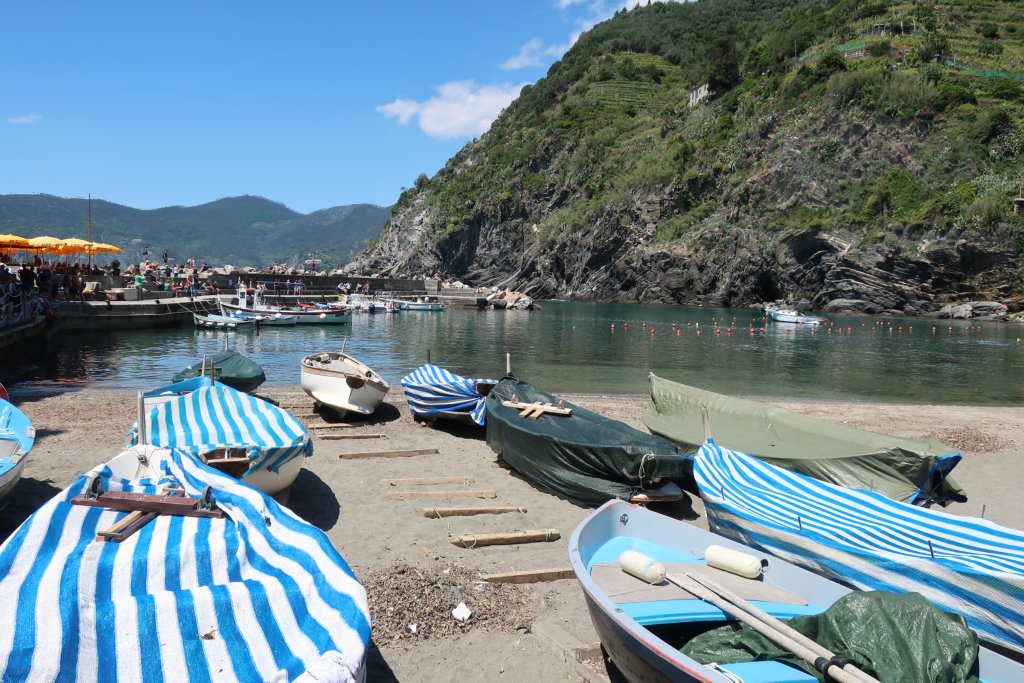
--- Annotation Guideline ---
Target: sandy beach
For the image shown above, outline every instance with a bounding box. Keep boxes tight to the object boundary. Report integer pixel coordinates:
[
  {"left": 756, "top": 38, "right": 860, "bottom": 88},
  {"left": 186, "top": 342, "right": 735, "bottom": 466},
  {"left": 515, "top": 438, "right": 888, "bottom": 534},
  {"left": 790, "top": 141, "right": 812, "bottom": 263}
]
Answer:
[{"left": 4, "top": 387, "right": 1023, "bottom": 682}]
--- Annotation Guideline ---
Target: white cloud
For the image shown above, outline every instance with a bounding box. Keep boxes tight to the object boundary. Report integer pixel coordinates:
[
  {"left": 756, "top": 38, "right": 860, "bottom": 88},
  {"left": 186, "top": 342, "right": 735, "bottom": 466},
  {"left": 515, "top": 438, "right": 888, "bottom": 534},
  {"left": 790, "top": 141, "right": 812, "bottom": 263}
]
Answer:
[
  {"left": 554, "top": 0, "right": 589, "bottom": 7},
  {"left": 377, "top": 80, "right": 527, "bottom": 140},
  {"left": 6, "top": 114, "right": 42, "bottom": 125},
  {"left": 501, "top": 37, "right": 546, "bottom": 70}
]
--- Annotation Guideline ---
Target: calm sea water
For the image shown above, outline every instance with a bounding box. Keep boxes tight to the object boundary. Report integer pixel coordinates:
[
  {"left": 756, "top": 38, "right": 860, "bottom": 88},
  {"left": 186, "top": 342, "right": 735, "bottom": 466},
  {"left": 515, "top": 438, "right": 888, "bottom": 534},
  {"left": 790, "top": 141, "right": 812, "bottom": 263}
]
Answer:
[{"left": 4, "top": 301, "right": 1023, "bottom": 404}]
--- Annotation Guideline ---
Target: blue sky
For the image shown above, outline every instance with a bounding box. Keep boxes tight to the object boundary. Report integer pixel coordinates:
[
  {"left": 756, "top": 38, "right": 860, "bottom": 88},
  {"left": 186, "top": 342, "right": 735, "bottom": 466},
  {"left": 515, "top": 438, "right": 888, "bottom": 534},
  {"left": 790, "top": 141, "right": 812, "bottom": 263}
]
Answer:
[{"left": 2, "top": 1, "right": 646, "bottom": 214}]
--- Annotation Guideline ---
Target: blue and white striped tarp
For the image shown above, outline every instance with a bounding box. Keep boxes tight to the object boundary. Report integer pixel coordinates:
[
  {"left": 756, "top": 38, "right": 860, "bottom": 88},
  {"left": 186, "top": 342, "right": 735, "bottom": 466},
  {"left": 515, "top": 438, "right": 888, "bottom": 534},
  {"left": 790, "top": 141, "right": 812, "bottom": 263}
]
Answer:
[
  {"left": 401, "top": 364, "right": 496, "bottom": 426},
  {"left": 0, "top": 446, "right": 370, "bottom": 681},
  {"left": 147, "top": 384, "right": 312, "bottom": 477},
  {"left": 693, "top": 440, "right": 1024, "bottom": 655}
]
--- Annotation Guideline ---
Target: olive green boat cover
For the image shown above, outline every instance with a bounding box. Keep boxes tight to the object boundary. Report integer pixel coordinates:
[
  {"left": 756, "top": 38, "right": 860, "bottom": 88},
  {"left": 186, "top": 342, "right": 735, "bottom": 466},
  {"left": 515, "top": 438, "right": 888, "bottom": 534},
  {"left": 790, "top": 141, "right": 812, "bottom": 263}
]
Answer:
[
  {"left": 172, "top": 350, "right": 266, "bottom": 394},
  {"left": 486, "top": 378, "right": 684, "bottom": 506},
  {"left": 644, "top": 374, "right": 965, "bottom": 505},
  {"left": 682, "top": 591, "right": 980, "bottom": 683}
]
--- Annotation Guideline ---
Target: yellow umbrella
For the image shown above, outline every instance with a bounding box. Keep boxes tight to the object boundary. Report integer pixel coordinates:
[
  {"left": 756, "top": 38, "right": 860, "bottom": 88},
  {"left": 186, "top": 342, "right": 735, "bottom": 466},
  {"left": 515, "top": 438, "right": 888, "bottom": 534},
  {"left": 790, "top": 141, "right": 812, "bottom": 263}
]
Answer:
[
  {"left": 27, "top": 236, "right": 64, "bottom": 252},
  {"left": 0, "top": 234, "right": 29, "bottom": 248},
  {"left": 59, "top": 238, "right": 95, "bottom": 254},
  {"left": 86, "top": 242, "right": 122, "bottom": 254}
]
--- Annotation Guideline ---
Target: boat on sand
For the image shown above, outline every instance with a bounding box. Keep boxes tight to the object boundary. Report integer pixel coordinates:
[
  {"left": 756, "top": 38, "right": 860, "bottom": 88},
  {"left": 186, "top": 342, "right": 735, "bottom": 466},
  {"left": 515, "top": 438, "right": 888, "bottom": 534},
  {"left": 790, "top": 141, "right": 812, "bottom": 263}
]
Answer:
[
  {"left": 401, "top": 364, "right": 496, "bottom": 425},
  {"left": 644, "top": 373, "right": 965, "bottom": 505},
  {"left": 131, "top": 381, "right": 312, "bottom": 496},
  {"left": 694, "top": 440, "right": 1024, "bottom": 658},
  {"left": 485, "top": 377, "right": 685, "bottom": 506},
  {"left": 570, "top": 499, "right": 1022, "bottom": 682},
  {"left": 0, "top": 398, "right": 34, "bottom": 501},
  {"left": 0, "top": 444, "right": 370, "bottom": 682},
  {"left": 300, "top": 351, "right": 390, "bottom": 417},
  {"left": 172, "top": 350, "right": 266, "bottom": 394}
]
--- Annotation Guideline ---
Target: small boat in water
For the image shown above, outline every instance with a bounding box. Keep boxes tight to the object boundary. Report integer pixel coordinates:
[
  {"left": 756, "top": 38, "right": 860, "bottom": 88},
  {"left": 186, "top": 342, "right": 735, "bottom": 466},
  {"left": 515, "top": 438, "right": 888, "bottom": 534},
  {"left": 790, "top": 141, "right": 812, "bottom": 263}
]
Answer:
[
  {"left": 193, "top": 312, "right": 256, "bottom": 330},
  {"left": 301, "top": 351, "right": 390, "bottom": 417},
  {"left": 644, "top": 373, "right": 964, "bottom": 505},
  {"left": 570, "top": 499, "right": 1022, "bottom": 682},
  {"left": 0, "top": 445, "right": 370, "bottom": 681},
  {"left": 765, "top": 303, "right": 821, "bottom": 325},
  {"left": 220, "top": 289, "right": 351, "bottom": 325},
  {"left": 486, "top": 378, "right": 685, "bottom": 506},
  {"left": 172, "top": 350, "right": 266, "bottom": 394},
  {"left": 0, "top": 398, "right": 34, "bottom": 501},
  {"left": 401, "top": 364, "right": 496, "bottom": 425},
  {"left": 221, "top": 306, "right": 298, "bottom": 326},
  {"left": 132, "top": 382, "right": 312, "bottom": 496}
]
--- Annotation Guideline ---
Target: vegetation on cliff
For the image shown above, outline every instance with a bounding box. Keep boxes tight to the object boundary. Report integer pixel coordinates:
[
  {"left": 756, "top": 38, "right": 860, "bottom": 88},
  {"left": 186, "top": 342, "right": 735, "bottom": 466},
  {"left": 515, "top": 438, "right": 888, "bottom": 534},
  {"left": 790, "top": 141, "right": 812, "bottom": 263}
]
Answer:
[{"left": 357, "top": 0, "right": 1024, "bottom": 312}]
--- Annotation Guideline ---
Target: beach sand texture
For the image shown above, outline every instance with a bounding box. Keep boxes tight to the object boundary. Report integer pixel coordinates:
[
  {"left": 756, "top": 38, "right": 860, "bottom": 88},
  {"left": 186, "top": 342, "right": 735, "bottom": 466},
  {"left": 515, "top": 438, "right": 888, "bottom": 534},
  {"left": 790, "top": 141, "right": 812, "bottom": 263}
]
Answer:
[{"left": 3, "top": 388, "right": 1022, "bottom": 682}]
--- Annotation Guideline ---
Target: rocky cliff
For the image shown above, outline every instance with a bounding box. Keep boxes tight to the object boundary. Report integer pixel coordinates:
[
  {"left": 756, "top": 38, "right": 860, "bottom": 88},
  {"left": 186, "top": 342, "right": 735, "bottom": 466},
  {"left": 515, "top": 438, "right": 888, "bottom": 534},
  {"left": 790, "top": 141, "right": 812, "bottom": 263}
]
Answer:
[{"left": 351, "top": 0, "right": 1024, "bottom": 315}]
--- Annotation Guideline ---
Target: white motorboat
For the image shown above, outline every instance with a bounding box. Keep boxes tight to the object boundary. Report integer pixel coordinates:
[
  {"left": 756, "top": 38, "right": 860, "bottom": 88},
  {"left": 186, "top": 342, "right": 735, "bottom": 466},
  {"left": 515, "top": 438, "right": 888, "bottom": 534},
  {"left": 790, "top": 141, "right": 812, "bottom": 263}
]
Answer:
[
  {"left": 301, "top": 351, "right": 390, "bottom": 416},
  {"left": 220, "top": 305, "right": 298, "bottom": 326},
  {"left": 765, "top": 304, "right": 821, "bottom": 325},
  {"left": 220, "top": 289, "right": 351, "bottom": 325}
]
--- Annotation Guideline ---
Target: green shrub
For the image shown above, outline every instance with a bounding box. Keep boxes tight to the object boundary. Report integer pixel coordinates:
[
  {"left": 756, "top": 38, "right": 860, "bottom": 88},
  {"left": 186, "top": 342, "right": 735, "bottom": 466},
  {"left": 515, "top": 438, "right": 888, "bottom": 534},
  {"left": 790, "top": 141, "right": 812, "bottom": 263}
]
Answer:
[
  {"left": 869, "top": 40, "right": 892, "bottom": 58},
  {"left": 978, "top": 22, "right": 999, "bottom": 39}
]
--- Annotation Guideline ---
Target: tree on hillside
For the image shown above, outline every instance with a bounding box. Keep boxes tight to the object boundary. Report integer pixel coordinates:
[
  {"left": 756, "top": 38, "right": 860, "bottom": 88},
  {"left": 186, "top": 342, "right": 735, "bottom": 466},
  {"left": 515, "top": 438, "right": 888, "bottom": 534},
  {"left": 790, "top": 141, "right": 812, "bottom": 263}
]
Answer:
[{"left": 707, "top": 38, "right": 740, "bottom": 91}]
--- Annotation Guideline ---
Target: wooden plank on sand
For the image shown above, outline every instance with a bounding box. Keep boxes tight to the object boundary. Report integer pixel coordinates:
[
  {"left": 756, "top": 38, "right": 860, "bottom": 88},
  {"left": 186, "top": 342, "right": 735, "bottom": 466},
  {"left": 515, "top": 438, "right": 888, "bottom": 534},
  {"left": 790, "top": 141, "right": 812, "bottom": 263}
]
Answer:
[
  {"left": 318, "top": 433, "right": 385, "bottom": 440},
  {"left": 380, "top": 476, "right": 474, "bottom": 487},
  {"left": 482, "top": 567, "right": 575, "bottom": 584},
  {"left": 339, "top": 448, "right": 438, "bottom": 460},
  {"left": 452, "top": 529, "right": 560, "bottom": 548},
  {"left": 420, "top": 546, "right": 439, "bottom": 561},
  {"left": 422, "top": 506, "right": 525, "bottom": 518},
  {"left": 385, "top": 490, "right": 496, "bottom": 501},
  {"left": 308, "top": 423, "right": 355, "bottom": 430}
]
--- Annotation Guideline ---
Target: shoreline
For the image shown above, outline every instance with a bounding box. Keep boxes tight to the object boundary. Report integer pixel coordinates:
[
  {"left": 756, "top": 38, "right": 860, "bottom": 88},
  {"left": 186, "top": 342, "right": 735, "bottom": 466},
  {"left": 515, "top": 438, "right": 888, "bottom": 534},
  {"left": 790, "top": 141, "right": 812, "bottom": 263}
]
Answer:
[{"left": 3, "top": 387, "right": 1022, "bottom": 681}]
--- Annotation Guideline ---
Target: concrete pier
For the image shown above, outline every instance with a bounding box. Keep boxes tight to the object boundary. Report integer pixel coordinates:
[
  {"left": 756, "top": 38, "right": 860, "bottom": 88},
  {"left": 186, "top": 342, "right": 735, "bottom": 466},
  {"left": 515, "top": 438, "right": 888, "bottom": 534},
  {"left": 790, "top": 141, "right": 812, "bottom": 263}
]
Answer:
[{"left": 56, "top": 296, "right": 220, "bottom": 331}]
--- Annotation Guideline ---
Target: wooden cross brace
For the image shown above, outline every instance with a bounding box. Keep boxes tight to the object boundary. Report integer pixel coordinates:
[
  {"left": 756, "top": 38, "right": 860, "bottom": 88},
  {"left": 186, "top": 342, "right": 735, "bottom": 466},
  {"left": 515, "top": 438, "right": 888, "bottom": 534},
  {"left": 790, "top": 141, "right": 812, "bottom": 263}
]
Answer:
[
  {"left": 71, "top": 490, "right": 224, "bottom": 543},
  {"left": 500, "top": 400, "right": 572, "bottom": 419}
]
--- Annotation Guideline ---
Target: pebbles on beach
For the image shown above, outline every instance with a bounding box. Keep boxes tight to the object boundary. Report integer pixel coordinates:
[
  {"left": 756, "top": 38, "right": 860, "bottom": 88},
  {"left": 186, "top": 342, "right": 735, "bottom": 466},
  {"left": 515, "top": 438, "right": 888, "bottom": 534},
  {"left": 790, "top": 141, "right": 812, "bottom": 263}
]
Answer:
[{"left": 364, "top": 563, "right": 534, "bottom": 643}]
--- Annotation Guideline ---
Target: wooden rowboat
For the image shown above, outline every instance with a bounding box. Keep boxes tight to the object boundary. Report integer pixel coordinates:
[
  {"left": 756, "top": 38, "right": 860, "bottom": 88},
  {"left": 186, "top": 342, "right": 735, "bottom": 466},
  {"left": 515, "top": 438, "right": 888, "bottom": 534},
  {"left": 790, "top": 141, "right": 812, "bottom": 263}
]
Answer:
[
  {"left": 300, "top": 352, "right": 390, "bottom": 417},
  {"left": 570, "top": 500, "right": 1023, "bottom": 682}
]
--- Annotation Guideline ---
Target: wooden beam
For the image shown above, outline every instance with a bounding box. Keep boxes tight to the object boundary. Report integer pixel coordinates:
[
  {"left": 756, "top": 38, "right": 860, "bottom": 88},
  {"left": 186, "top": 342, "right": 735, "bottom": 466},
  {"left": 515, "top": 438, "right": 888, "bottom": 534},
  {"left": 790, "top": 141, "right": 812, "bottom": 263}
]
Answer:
[
  {"left": 318, "top": 433, "right": 385, "bottom": 440},
  {"left": 308, "top": 423, "right": 355, "bottom": 430},
  {"left": 385, "top": 490, "right": 496, "bottom": 501},
  {"left": 501, "top": 400, "right": 571, "bottom": 417},
  {"left": 422, "top": 506, "right": 525, "bottom": 518},
  {"left": 482, "top": 567, "right": 575, "bottom": 584},
  {"left": 380, "top": 476, "right": 475, "bottom": 487},
  {"left": 452, "top": 529, "right": 560, "bottom": 548},
  {"left": 339, "top": 448, "right": 439, "bottom": 460}
]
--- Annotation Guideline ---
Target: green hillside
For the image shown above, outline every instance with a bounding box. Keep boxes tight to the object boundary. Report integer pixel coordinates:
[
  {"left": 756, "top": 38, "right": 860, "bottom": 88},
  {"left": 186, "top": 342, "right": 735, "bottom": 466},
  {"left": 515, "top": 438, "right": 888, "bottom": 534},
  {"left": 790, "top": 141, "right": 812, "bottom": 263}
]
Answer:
[
  {"left": 355, "top": 0, "right": 1024, "bottom": 313},
  {"left": 0, "top": 194, "right": 391, "bottom": 267}
]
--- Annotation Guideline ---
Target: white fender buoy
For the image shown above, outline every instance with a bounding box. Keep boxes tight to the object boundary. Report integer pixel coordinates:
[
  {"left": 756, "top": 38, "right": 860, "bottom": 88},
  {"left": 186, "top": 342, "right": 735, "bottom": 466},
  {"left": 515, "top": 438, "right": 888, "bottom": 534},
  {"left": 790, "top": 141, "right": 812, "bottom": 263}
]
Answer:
[
  {"left": 705, "top": 544, "right": 765, "bottom": 579},
  {"left": 618, "top": 550, "right": 666, "bottom": 584}
]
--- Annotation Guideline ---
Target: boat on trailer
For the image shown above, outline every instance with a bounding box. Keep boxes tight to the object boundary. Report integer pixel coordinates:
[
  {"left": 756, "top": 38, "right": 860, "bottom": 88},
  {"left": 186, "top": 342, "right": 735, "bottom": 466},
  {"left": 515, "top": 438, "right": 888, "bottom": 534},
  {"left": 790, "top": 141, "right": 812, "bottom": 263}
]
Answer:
[
  {"left": 0, "top": 398, "right": 34, "bottom": 501},
  {"left": 0, "top": 445, "right": 370, "bottom": 682},
  {"left": 300, "top": 351, "right": 390, "bottom": 417},
  {"left": 570, "top": 499, "right": 1023, "bottom": 682},
  {"left": 220, "top": 289, "right": 351, "bottom": 325}
]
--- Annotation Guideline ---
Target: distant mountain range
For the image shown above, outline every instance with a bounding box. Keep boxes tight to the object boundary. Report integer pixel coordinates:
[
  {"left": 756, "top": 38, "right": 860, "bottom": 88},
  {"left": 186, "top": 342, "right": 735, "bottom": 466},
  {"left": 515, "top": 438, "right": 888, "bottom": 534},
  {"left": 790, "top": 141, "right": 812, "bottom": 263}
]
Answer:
[{"left": 0, "top": 194, "right": 392, "bottom": 268}]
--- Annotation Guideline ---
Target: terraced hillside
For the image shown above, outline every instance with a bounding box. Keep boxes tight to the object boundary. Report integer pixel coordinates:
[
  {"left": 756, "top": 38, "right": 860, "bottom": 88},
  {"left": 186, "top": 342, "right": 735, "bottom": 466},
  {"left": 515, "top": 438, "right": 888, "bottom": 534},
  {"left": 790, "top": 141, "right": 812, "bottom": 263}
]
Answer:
[{"left": 350, "top": 0, "right": 1024, "bottom": 314}]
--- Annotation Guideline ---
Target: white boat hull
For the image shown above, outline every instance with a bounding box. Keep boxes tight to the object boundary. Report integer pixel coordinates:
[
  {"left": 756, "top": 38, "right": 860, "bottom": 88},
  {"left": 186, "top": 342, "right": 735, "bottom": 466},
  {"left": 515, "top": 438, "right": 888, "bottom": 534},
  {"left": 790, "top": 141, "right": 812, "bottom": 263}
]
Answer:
[
  {"left": 770, "top": 310, "right": 820, "bottom": 325},
  {"left": 221, "top": 302, "right": 351, "bottom": 325},
  {"left": 0, "top": 455, "right": 27, "bottom": 501},
  {"left": 300, "top": 354, "right": 390, "bottom": 416}
]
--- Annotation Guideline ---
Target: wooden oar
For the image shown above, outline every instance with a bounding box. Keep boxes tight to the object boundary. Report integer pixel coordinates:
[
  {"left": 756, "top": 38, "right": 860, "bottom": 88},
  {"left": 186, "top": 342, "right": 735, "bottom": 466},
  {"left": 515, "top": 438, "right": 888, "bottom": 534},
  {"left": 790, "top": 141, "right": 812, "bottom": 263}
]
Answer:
[
  {"left": 664, "top": 571, "right": 876, "bottom": 683},
  {"left": 684, "top": 572, "right": 880, "bottom": 683}
]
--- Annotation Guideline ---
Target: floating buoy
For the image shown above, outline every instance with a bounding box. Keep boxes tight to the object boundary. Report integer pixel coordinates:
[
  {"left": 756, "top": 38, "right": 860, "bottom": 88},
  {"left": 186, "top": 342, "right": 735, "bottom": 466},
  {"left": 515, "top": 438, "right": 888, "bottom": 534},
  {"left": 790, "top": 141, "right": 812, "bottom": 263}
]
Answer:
[
  {"left": 705, "top": 545, "right": 765, "bottom": 579},
  {"left": 676, "top": 329, "right": 681, "bottom": 336}
]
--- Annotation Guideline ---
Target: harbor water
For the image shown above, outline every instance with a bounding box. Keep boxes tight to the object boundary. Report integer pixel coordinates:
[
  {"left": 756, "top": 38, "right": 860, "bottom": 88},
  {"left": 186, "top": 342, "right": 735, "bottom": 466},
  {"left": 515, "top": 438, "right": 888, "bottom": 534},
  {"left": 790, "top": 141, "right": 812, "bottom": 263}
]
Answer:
[{"left": 4, "top": 301, "right": 1023, "bottom": 405}]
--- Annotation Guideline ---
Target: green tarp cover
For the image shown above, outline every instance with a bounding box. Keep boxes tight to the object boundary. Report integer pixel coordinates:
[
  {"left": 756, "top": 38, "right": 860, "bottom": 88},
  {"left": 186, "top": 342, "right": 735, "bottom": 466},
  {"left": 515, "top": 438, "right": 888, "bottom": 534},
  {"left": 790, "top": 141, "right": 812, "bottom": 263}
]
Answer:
[
  {"left": 486, "top": 379, "right": 683, "bottom": 506},
  {"left": 172, "top": 350, "right": 266, "bottom": 394},
  {"left": 682, "top": 591, "right": 980, "bottom": 683},
  {"left": 643, "top": 374, "right": 965, "bottom": 504}
]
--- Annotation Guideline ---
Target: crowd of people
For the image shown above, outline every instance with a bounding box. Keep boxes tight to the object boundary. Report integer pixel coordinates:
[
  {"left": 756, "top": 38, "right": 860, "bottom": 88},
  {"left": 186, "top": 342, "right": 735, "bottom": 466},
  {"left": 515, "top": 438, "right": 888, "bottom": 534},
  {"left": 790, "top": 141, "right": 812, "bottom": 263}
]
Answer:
[{"left": 0, "top": 256, "right": 94, "bottom": 325}]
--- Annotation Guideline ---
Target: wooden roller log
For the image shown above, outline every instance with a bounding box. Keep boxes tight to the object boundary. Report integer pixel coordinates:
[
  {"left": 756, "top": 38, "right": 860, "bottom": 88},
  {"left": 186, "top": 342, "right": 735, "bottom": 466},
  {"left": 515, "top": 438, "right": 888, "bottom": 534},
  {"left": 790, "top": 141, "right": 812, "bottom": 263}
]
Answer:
[
  {"left": 380, "top": 476, "right": 475, "bottom": 487},
  {"left": 422, "top": 506, "right": 526, "bottom": 518},
  {"left": 385, "top": 490, "right": 496, "bottom": 501},
  {"left": 452, "top": 528, "right": 560, "bottom": 548}
]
